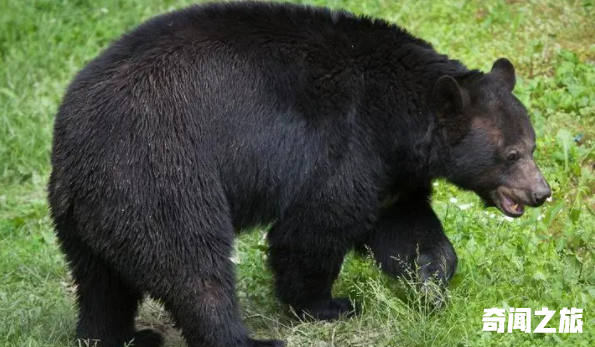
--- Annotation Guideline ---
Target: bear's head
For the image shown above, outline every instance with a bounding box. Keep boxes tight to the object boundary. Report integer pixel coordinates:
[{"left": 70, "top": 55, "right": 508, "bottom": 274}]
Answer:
[{"left": 434, "top": 58, "right": 551, "bottom": 217}]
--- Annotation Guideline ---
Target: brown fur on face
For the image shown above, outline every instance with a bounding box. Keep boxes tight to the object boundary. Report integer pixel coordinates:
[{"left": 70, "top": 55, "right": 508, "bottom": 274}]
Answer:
[{"left": 471, "top": 116, "right": 503, "bottom": 147}]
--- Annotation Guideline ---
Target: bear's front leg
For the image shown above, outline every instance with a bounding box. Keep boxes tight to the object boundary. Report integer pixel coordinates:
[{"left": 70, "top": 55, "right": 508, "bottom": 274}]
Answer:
[
  {"left": 267, "top": 193, "right": 375, "bottom": 321},
  {"left": 268, "top": 221, "right": 354, "bottom": 320},
  {"left": 361, "top": 188, "right": 457, "bottom": 286}
]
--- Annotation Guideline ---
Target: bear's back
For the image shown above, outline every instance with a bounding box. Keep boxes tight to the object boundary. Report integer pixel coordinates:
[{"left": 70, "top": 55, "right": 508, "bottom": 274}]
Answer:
[{"left": 50, "top": 2, "right": 433, "bottom": 229}]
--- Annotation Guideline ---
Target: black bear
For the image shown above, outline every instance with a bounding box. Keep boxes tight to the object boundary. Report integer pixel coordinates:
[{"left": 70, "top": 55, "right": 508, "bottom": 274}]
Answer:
[{"left": 48, "top": 2, "right": 551, "bottom": 347}]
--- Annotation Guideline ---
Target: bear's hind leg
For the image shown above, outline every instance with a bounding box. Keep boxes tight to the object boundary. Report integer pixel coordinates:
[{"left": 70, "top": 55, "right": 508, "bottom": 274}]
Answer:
[
  {"left": 91, "top": 197, "right": 285, "bottom": 347},
  {"left": 59, "top": 233, "right": 163, "bottom": 347},
  {"left": 156, "top": 254, "right": 284, "bottom": 347}
]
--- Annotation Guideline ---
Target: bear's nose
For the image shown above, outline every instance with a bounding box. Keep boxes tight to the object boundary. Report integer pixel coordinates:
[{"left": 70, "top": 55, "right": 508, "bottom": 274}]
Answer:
[{"left": 533, "top": 183, "right": 551, "bottom": 206}]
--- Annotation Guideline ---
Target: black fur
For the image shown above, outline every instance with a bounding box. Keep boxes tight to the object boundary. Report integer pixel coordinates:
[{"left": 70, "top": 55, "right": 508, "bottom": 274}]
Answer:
[{"left": 48, "top": 2, "right": 543, "bottom": 346}]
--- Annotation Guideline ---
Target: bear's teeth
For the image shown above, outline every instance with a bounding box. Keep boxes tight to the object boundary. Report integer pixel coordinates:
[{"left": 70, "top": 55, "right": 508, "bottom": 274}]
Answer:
[{"left": 511, "top": 203, "right": 519, "bottom": 211}]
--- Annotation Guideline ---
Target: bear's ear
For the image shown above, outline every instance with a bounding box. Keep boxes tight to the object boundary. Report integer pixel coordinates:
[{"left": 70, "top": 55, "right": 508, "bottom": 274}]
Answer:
[
  {"left": 491, "top": 58, "right": 516, "bottom": 91},
  {"left": 433, "top": 75, "right": 466, "bottom": 113},
  {"left": 433, "top": 75, "right": 470, "bottom": 144}
]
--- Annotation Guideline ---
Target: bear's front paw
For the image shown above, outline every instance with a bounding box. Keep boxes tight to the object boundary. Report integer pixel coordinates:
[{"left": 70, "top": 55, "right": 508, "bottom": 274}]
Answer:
[
  {"left": 417, "top": 242, "right": 457, "bottom": 285},
  {"left": 298, "top": 297, "right": 358, "bottom": 321},
  {"left": 249, "top": 338, "right": 286, "bottom": 347},
  {"left": 416, "top": 245, "right": 457, "bottom": 308}
]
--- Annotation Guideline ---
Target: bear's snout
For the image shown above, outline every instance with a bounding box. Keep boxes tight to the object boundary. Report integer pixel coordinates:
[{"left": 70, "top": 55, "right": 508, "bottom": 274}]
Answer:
[
  {"left": 521, "top": 159, "right": 551, "bottom": 207},
  {"left": 530, "top": 175, "right": 551, "bottom": 207}
]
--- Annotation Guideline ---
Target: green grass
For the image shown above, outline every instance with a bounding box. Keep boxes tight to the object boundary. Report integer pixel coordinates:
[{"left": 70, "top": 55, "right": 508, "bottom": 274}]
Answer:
[{"left": 1, "top": 0, "right": 594, "bottom": 346}]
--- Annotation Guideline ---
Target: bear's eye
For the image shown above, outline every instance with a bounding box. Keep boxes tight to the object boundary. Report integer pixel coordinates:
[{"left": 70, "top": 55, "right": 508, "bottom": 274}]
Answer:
[{"left": 507, "top": 152, "right": 520, "bottom": 162}]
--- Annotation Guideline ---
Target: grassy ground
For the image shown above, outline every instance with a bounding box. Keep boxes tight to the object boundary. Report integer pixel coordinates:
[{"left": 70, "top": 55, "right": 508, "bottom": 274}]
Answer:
[{"left": 1, "top": 0, "right": 594, "bottom": 346}]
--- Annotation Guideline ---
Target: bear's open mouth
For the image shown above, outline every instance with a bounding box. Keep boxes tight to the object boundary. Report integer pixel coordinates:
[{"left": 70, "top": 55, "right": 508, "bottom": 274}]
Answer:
[
  {"left": 500, "top": 194, "right": 524, "bottom": 217},
  {"left": 495, "top": 189, "right": 525, "bottom": 217}
]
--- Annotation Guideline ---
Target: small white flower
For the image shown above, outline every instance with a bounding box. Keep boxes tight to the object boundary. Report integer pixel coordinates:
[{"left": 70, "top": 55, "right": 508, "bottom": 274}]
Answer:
[
  {"left": 546, "top": 196, "right": 553, "bottom": 202},
  {"left": 449, "top": 197, "right": 458, "bottom": 204},
  {"left": 490, "top": 213, "right": 496, "bottom": 218},
  {"left": 229, "top": 255, "right": 240, "bottom": 264},
  {"left": 458, "top": 203, "right": 474, "bottom": 210},
  {"left": 433, "top": 182, "right": 439, "bottom": 187},
  {"left": 537, "top": 214, "right": 544, "bottom": 221},
  {"left": 504, "top": 216, "right": 514, "bottom": 222}
]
